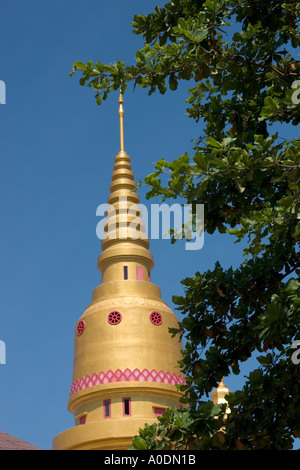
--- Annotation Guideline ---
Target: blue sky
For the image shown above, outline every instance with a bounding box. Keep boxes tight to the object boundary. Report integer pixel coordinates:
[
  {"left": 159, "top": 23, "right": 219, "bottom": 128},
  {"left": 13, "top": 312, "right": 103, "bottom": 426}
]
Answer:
[{"left": 0, "top": 0, "right": 297, "bottom": 450}]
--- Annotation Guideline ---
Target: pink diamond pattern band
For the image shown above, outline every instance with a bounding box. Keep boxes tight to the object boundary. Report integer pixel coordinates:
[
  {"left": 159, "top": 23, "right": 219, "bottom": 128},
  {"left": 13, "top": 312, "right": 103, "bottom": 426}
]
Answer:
[{"left": 69, "top": 368, "right": 186, "bottom": 397}]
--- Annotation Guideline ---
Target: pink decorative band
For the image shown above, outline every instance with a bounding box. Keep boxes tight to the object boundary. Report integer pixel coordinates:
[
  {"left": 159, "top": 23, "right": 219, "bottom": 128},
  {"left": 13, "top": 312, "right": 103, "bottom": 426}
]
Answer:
[{"left": 69, "top": 368, "right": 186, "bottom": 397}]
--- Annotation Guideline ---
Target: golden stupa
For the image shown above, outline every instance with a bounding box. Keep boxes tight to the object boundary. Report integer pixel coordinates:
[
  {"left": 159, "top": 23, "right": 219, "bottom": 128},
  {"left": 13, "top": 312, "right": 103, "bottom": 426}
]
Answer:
[{"left": 52, "top": 94, "right": 184, "bottom": 450}]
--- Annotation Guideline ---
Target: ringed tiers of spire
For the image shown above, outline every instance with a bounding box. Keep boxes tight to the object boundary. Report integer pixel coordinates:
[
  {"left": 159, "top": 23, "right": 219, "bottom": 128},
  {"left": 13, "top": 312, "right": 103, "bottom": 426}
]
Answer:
[{"left": 97, "top": 93, "right": 153, "bottom": 282}]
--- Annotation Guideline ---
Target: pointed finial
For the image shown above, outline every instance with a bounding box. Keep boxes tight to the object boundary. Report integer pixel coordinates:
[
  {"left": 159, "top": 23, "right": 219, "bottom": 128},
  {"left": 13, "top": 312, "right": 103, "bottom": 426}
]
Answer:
[{"left": 118, "top": 92, "right": 124, "bottom": 152}]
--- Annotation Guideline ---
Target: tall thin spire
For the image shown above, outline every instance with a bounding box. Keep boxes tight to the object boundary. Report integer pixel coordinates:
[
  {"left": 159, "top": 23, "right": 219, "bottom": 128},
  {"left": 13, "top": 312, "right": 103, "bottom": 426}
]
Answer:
[
  {"left": 97, "top": 92, "right": 153, "bottom": 282},
  {"left": 118, "top": 92, "right": 124, "bottom": 152}
]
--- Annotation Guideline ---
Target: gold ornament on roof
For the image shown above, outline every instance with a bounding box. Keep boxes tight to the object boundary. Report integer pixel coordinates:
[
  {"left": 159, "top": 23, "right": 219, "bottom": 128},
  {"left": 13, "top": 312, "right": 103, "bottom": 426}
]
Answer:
[{"left": 211, "top": 378, "right": 231, "bottom": 414}]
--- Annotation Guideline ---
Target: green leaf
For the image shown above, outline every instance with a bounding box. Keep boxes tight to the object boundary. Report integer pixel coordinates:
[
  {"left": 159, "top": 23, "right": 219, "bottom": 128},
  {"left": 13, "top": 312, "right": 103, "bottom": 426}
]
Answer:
[
  {"left": 210, "top": 404, "right": 222, "bottom": 417},
  {"left": 194, "top": 152, "right": 207, "bottom": 171},
  {"left": 206, "top": 137, "right": 222, "bottom": 148},
  {"left": 249, "top": 369, "right": 262, "bottom": 383},
  {"left": 257, "top": 353, "right": 273, "bottom": 365},
  {"left": 261, "top": 96, "right": 280, "bottom": 117},
  {"left": 73, "top": 61, "right": 87, "bottom": 71},
  {"left": 169, "top": 74, "right": 178, "bottom": 91},
  {"left": 131, "top": 436, "right": 147, "bottom": 450},
  {"left": 191, "top": 28, "right": 209, "bottom": 42},
  {"left": 231, "top": 362, "right": 240, "bottom": 375},
  {"left": 234, "top": 176, "right": 246, "bottom": 193},
  {"left": 285, "top": 278, "right": 300, "bottom": 294}
]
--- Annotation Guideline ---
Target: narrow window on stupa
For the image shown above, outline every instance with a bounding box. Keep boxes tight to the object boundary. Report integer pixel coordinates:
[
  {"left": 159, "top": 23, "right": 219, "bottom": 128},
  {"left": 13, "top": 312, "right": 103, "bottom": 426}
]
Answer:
[
  {"left": 148, "top": 270, "right": 151, "bottom": 282},
  {"left": 79, "top": 415, "right": 86, "bottom": 425},
  {"left": 123, "top": 398, "right": 131, "bottom": 416},
  {"left": 154, "top": 407, "right": 165, "bottom": 418},
  {"left": 103, "top": 399, "right": 111, "bottom": 419},
  {"left": 136, "top": 266, "right": 143, "bottom": 280},
  {"left": 123, "top": 266, "right": 128, "bottom": 280}
]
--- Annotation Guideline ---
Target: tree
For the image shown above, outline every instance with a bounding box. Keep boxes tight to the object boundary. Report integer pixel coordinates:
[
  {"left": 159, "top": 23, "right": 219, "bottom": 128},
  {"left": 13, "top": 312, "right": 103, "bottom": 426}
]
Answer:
[{"left": 71, "top": 0, "right": 300, "bottom": 449}]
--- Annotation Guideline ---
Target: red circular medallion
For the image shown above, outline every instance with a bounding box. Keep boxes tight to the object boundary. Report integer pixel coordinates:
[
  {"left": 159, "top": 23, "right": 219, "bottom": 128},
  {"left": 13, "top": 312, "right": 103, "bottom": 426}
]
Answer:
[
  {"left": 77, "top": 320, "right": 85, "bottom": 335},
  {"left": 150, "top": 311, "right": 162, "bottom": 326},
  {"left": 108, "top": 311, "right": 122, "bottom": 325}
]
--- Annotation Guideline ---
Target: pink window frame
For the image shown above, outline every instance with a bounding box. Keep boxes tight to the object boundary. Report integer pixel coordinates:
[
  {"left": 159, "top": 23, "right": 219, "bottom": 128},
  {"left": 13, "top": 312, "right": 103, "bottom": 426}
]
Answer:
[
  {"left": 79, "top": 415, "right": 86, "bottom": 425},
  {"left": 154, "top": 407, "right": 165, "bottom": 418},
  {"left": 136, "top": 266, "right": 144, "bottom": 281},
  {"left": 103, "top": 399, "right": 111, "bottom": 419},
  {"left": 122, "top": 397, "right": 131, "bottom": 417}
]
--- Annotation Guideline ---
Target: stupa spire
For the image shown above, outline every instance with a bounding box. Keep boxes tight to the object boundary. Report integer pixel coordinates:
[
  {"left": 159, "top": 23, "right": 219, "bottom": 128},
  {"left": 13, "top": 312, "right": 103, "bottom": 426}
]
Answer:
[
  {"left": 118, "top": 92, "right": 125, "bottom": 152},
  {"left": 97, "top": 93, "right": 153, "bottom": 283}
]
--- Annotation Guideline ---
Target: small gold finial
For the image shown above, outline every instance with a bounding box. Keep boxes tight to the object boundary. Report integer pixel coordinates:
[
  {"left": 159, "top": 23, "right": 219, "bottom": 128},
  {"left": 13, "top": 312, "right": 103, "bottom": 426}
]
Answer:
[
  {"left": 211, "top": 378, "right": 231, "bottom": 409},
  {"left": 118, "top": 92, "right": 124, "bottom": 152}
]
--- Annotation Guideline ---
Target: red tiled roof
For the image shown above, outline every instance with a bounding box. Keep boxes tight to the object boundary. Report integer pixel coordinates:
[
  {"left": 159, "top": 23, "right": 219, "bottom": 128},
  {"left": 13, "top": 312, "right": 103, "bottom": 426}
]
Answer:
[{"left": 0, "top": 431, "right": 42, "bottom": 450}]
